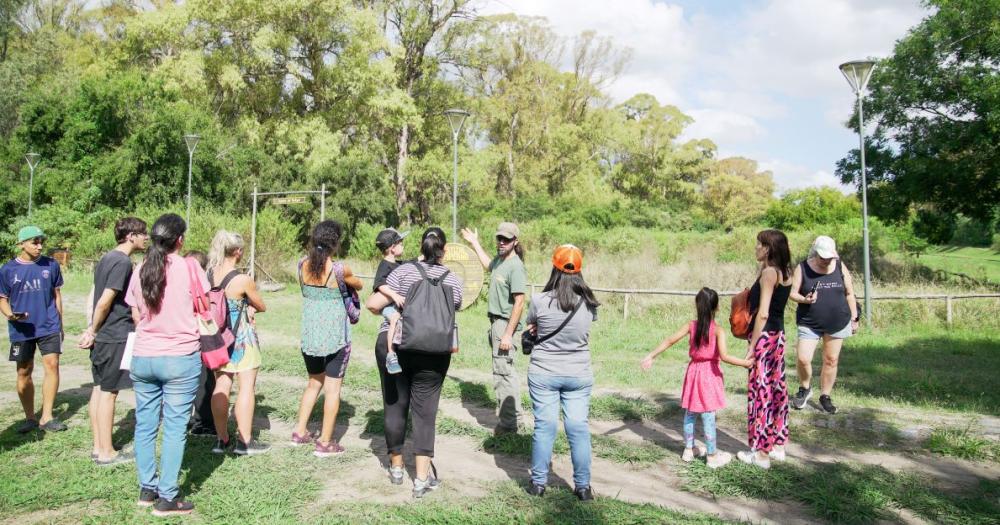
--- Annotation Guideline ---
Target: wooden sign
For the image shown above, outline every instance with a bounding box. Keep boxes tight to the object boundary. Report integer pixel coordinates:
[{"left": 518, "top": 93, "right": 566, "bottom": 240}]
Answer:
[
  {"left": 442, "top": 243, "right": 485, "bottom": 310},
  {"left": 271, "top": 196, "right": 307, "bottom": 205}
]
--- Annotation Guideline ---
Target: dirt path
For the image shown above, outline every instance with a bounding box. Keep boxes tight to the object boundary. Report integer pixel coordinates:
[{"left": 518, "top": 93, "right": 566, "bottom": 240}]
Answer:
[{"left": 5, "top": 363, "right": 997, "bottom": 525}]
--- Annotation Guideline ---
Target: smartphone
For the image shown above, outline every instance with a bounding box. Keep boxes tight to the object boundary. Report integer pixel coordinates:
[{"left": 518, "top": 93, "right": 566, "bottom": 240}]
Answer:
[{"left": 11, "top": 311, "right": 28, "bottom": 320}]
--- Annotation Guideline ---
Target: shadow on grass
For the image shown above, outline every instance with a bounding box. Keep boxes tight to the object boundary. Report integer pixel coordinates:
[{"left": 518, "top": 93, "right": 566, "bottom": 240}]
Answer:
[
  {"left": 836, "top": 336, "right": 1000, "bottom": 415},
  {"left": 682, "top": 455, "right": 1000, "bottom": 524},
  {"left": 0, "top": 388, "right": 89, "bottom": 454}
]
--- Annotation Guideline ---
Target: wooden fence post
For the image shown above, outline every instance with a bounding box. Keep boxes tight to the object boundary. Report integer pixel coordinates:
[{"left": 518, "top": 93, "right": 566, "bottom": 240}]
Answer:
[
  {"left": 946, "top": 296, "right": 953, "bottom": 328},
  {"left": 623, "top": 294, "right": 630, "bottom": 322}
]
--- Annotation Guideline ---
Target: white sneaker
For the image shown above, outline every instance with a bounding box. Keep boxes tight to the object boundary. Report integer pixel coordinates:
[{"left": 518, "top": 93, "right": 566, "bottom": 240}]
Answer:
[
  {"left": 736, "top": 450, "right": 770, "bottom": 469},
  {"left": 681, "top": 446, "right": 707, "bottom": 462},
  {"left": 769, "top": 448, "right": 786, "bottom": 461},
  {"left": 706, "top": 451, "right": 733, "bottom": 469}
]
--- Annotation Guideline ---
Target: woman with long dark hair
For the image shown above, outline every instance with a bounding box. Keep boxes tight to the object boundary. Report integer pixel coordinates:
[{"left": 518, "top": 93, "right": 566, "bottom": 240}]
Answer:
[
  {"left": 524, "top": 245, "right": 600, "bottom": 500},
  {"left": 124, "top": 213, "right": 207, "bottom": 516},
  {"left": 737, "top": 229, "right": 793, "bottom": 469},
  {"left": 365, "top": 227, "right": 463, "bottom": 498},
  {"left": 292, "top": 220, "right": 363, "bottom": 457}
]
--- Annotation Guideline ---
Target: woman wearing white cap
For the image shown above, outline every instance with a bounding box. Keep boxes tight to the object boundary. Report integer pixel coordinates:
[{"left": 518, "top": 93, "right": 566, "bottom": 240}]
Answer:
[{"left": 788, "top": 235, "right": 859, "bottom": 414}]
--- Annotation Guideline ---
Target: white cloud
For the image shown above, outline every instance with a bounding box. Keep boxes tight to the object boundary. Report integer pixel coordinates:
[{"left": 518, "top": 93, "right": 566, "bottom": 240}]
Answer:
[
  {"left": 683, "top": 109, "right": 767, "bottom": 145},
  {"left": 758, "top": 159, "right": 852, "bottom": 193}
]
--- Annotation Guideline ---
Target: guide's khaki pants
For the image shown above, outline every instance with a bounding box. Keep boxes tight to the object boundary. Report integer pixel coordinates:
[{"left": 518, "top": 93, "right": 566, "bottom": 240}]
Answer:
[{"left": 489, "top": 317, "right": 521, "bottom": 430}]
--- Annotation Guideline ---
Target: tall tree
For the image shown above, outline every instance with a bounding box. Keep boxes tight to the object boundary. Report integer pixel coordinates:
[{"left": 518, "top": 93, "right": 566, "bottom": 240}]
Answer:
[{"left": 836, "top": 0, "right": 1000, "bottom": 225}]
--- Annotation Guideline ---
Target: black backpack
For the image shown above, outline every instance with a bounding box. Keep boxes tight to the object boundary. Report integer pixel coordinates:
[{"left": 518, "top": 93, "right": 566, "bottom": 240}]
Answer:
[{"left": 398, "top": 263, "right": 456, "bottom": 354}]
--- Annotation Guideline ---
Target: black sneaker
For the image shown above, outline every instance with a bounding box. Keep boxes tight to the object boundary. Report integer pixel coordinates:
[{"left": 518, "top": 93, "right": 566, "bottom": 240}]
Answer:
[
  {"left": 527, "top": 483, "right": 546, "bottom": 497},
  {"left": 791, "top": 386, "right": 812, "bottom": 410},
  {"left": 16, "top": 419, "right": 39, "bottom": 433},
  {"left": 819, "top": 395, "right": 838, "bottom": 414},
  {"left": 234, "top": 439, "right": 271, "bottom": 456},
  {"left": 151, "top": 496, "right": 194, "bottom": 516},
  {"left": 137, "top": 488, "right": 158, "bottom": 507},
  {"left": 574, "top": 486, "right": 594, "bottom": 501},
  {"left": 189, "top": 425, "right": 217, "bottom": 438},
  {"left": 211, "top": 438, "right": 230, "bottom": 454}
]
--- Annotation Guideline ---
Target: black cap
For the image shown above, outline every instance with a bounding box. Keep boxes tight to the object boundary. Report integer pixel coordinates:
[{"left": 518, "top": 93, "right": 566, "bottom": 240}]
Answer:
[{"left": 375, "top": 228, "right": 410, "bottom": 252}]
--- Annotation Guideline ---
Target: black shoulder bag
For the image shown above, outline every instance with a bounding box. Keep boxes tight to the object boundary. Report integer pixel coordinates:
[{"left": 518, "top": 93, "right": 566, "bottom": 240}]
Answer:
[{"left": 522, "top": 298, "right": 584, "bottom": 355}]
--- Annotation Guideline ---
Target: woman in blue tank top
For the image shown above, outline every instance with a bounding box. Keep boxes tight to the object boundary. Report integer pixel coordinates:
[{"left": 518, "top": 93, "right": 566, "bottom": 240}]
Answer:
[{"left": 788, "top": 235, "right": 860, "bottom": 415}]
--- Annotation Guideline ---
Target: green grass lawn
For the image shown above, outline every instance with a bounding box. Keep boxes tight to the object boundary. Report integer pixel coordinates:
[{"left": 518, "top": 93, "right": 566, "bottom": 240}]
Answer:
[
  {"left": 918, "top": 246, "right": 1000, "bottom": 284},
  {"left": 1, "top": 270, "right": 998, "bottom": 523}
]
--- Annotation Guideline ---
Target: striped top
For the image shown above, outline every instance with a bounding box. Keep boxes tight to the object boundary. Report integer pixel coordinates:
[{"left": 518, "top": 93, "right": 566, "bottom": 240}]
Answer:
[{"left": 384, "top": 261, "right": 463, "bottom": 342}]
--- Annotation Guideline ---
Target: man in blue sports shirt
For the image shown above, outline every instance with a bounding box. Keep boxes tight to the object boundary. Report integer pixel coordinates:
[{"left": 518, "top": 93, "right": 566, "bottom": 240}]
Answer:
[{"left": 0, "top": 226, "right": 67, "bottom": 433}]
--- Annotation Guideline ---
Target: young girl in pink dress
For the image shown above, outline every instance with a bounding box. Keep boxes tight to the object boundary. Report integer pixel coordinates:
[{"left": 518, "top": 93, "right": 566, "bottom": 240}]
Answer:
[{"left": 641, "top": 287, "right": 753, "bottom": 468}]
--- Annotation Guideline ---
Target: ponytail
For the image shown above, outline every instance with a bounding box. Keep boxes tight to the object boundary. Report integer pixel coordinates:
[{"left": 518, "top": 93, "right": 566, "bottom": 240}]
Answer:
[
  {"left": 306, "top": 220, "right": 343, "bottom": 281},
  {"left": 140, "top": 214, "right": 186, "bottom": 313},
  {"left": 420, "top": 227, "right": 447, "bottom": 265},
  {"left": 694, "top": 287, "right": 719, "bottom": 347}
]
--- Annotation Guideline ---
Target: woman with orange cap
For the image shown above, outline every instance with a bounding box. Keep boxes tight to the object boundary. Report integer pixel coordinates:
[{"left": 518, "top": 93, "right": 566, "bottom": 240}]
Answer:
[{"left": 524, "top": 245, "right": 600, "bottom": 501}]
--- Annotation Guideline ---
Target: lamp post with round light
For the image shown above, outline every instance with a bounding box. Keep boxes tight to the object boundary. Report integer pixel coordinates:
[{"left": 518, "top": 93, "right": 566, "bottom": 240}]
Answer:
[
  {"left": 184, "top": 134, "right": 200, "bottom": 226},
  {"left": 25, "top": 152, "right": 40, "bottom": 218},
  {"left": 839, "top": 60, "right": 876, "bottom": 325},
  {"left": 443, "top": 109, "right": 470, "bottom": 239}
]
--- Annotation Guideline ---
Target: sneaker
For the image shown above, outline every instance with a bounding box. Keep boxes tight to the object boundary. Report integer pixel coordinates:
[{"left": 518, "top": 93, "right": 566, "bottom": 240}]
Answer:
[
  {"left": 574, "top": 486, "right": 594, "bottom": 501},
  {"left": 290, "top": 431, "right": 314, "bottom": 446},
  {"left": 681, "top": 446, "right": 707, "bottom": 463},
  {"left": 234, "top": 439, "right": 271, "bottom": 456},
  {"left": 151, "top": 496, "right": 194, "bottom": 517},
  {"left": 314, "top": 440, "right": 345, "bottom": 457},
  {"left": 386, "top": 351, "right": 402, "bottom": 375},
  {"left": 736, "top": 450, "right": 770, "bottom": 470},
  {"left": 791, "top": 386, "right": 811, "bottom": 410},
  {"left": 769, "top": 447, "right": 787, "bottom": 461},
  {"left": 95, "top": 451, "right": 135, "bottom": 467},
  {"left": 189, "top": 425, "right": 217, "bottom": 437},
  {"left": 527, "top": 483, "right": 546, "bottom": 496},
  {"left": 40, "top": 419, "right": 67, "bottom": 432},
  {"left": 16, "top": 419, "right": 39, "bottom": 434},
  {"left": 137, "top": 487, "right": 158, "bottom": 507},
  {"left": 706, "top": 451, "right": 733, "bottom": 469},
  {"left": 819, "top": 395, "right": 838, "bottom": 414},
  {"left": 389, "top": 465, "right": 405, "bottom": 485},
  {"left": 412, "top": 477, "right": 438, "bottom": 498},
  {"left": 211, "top": 437, "right": 230, "bottom": 454}
]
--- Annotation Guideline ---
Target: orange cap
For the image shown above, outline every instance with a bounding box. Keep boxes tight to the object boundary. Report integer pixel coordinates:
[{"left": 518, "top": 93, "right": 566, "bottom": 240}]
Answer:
[{"left": 552, "top": 244, "right": 583, "bottom": 274}]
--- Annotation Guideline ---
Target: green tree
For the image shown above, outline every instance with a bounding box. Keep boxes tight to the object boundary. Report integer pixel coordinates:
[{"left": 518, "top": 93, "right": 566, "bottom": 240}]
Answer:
[
  {"left": 703, "top": 157, "right": 775, "bottom": 229},
  {"left": 836, "top": 0, "right": 1000, "bottom": 227},
  {"left": 764, "top": 186, "right": 861, "bottom": 231}
]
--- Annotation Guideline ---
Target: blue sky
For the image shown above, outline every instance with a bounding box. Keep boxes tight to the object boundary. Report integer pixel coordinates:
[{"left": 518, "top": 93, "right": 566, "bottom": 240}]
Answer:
[{"left": 479, "top": 0, "right": 929, "bottom": 192}]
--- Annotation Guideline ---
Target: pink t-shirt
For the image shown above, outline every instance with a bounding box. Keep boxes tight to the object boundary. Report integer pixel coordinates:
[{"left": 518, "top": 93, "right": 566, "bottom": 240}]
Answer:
[{"left": 125, "top": 253, "right": 210, "bottom": 357}]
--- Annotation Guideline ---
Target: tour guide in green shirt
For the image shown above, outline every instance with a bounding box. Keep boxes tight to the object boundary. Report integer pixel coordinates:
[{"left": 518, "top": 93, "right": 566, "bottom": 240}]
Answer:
[{"left": 462, "top": 222, "right": 528, "bottom": 434}]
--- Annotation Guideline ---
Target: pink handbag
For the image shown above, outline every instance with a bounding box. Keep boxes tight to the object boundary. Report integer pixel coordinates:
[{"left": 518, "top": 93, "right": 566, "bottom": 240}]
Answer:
[{"left": 186, "top": 258, "right": 234, "bottom": 369}]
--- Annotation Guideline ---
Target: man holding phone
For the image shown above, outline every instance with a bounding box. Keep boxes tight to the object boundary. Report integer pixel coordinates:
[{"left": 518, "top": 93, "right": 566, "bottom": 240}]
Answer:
[{"left": 0, "top": 226, "right": 66, "bottom": 433}]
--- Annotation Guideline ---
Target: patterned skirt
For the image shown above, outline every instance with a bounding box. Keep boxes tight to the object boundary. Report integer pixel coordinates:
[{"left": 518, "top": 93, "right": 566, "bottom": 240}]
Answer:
[{"left": 746, "top": 331, "right": 789, "bottom": 453}]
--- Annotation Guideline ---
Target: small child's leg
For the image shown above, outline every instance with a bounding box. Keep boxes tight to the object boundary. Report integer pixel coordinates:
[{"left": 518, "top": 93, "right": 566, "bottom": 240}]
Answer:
[
  {"left": 701, "top": 411, "right": 717, "bottom": 455},
  {"left": 387, "top": 312, "right": 401, "bottom": 352},
  {"left": 683, "top": 410, "right": 696, "bottom": 450}
]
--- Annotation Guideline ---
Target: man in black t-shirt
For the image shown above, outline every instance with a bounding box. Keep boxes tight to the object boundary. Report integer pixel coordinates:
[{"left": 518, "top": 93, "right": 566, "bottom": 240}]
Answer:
[{"left": 78, "top": 217, "right": 147, "bottom": 466}]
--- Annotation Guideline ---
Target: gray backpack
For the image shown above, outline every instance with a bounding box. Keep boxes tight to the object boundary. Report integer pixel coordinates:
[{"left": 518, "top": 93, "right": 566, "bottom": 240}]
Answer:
[{"left": 398, "top": 263, "right": 456, "bottom": 354}]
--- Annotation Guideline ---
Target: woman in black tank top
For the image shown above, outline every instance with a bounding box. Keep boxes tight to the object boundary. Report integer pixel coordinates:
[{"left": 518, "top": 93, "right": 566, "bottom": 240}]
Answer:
[
  {"left": 788, "top": 236, "right": 860, "bottom": 416},
  {"left": 737, "top": 229, "right": 793, "bottom": 469}
]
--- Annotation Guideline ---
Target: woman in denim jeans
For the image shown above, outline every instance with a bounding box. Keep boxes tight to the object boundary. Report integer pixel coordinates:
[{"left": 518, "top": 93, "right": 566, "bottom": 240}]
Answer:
[
  {"left": 125, "top": 214, "right": 207, "bottom": 516},
  {"left": 524, "top": 244, "right": 600, "bottom": 501}
]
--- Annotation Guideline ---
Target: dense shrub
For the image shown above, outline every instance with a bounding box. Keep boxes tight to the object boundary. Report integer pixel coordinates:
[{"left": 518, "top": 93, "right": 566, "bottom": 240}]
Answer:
[{"left": 764, "top": 187, "right": 861, "bottom": 231}]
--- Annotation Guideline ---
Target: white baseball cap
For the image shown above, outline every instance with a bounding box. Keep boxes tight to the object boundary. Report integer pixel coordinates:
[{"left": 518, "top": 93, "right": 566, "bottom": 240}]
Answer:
[{"left": 813, "top": 235, "right": 839, "bottom": 259}]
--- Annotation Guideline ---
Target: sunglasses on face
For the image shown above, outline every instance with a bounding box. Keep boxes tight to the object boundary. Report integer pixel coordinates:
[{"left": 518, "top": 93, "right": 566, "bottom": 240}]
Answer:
[
  {"left": 496, "top": 236, "right": 515, "bottom": 245},
  {"left": 28, "top": 238, "right": 44, "bottom": 246}
]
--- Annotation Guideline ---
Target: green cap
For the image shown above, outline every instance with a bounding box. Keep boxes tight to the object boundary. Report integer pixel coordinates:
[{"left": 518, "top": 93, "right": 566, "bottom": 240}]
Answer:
[{"left": 17, "top": 226, "right": 45, "bottom": 244}]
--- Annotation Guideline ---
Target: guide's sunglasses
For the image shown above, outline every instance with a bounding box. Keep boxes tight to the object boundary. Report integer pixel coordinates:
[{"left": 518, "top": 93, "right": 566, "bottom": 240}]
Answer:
[{"left": 496, "top": 236, "right": 515, "bottom": 245}]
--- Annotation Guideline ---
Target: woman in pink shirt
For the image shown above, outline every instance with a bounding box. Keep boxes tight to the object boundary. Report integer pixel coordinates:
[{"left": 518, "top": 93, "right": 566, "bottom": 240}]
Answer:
[{"left": 125, "top": 214, "right": 206, "bottom": 517}]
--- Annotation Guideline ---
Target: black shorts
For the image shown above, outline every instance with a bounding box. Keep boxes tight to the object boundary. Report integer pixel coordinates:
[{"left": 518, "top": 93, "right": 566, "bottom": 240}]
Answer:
[
  {"left": 91, "top": 340, "right": 133, "bottom": 392},
  {"left": 9, "top": 333, "right": 62, "bottom": 363},
  {"left": 302, "top": 345, "right": 352, "bottom": 378}
]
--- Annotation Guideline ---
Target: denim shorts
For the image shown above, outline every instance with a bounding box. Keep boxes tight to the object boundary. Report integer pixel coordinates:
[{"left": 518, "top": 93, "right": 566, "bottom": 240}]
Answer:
[{"left": 797, "top": 322, "right": 852, "bottom": 340}]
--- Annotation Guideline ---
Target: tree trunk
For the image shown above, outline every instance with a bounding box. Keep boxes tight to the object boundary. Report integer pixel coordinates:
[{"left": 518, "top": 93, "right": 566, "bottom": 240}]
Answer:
[
  {"left": 496, "top": 112, "right": 517, "bottom": 195},
  {"left": 394, "top": 122, "right": 410, "bottom": 224}
]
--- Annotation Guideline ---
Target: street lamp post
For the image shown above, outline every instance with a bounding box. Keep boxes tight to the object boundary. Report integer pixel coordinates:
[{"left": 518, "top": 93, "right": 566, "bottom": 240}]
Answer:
[
  {"left": 25, "top": 153, "right": 40, "bottom": 218},
  {"left": 184, "top": 134, "right": 201, "bottom": 226},
  {"left": 444, "top": 109, "right": 470, "bottom": 239},
  {"left": 840, "top": 60, "right": 876, "bottom": 325}
]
